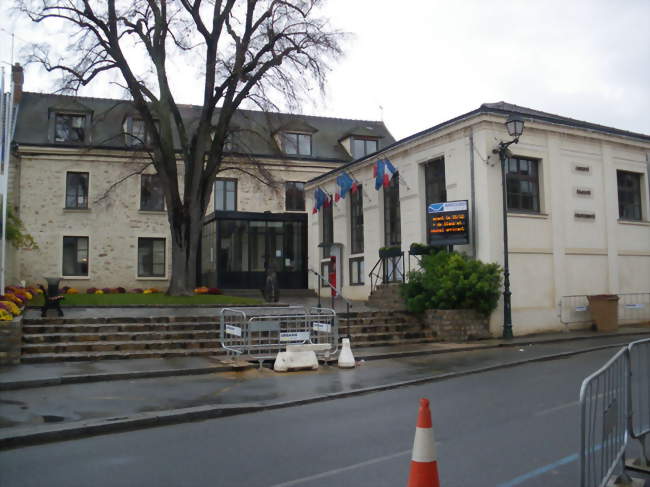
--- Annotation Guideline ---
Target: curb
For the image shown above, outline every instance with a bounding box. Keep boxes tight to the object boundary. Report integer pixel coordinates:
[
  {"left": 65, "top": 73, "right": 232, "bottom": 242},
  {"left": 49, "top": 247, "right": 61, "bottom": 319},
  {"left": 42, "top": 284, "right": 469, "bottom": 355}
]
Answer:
[
  {"left": 0, "top": 364, "right": 252, "bottom": 391},
  {"left": 2, "top": 328, "right": 649, "bottom": 391},
  {"left": 0, "top": 341, "right": 631, "bottom": 449}
]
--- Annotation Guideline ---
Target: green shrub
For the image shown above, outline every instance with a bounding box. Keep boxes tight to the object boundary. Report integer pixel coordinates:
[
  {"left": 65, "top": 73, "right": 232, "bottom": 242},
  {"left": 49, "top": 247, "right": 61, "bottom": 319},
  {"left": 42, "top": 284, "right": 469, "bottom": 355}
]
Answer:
[{"left": 400, "top": 250, "right": 502, "bottom": 316}]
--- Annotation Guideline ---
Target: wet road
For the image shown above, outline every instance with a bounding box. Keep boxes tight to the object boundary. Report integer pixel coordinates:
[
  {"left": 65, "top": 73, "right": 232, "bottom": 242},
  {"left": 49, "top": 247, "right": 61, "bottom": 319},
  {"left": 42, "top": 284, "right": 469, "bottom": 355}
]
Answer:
[
  {"left": 1, "top": 339, "right": 648, "bottom": 486},
  {"left": 1, "top": 335, "right": 645, "bottom": 429}
]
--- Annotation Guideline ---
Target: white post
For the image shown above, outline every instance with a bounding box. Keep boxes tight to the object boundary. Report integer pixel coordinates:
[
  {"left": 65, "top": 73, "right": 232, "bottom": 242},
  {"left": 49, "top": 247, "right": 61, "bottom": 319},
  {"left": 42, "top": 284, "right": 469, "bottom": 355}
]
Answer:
[
  {"left": 0, "top": 67, "right": 7, "bottom": 295},
  {"left": 0, "top": 66, "right": 13, "bottom": 295}
]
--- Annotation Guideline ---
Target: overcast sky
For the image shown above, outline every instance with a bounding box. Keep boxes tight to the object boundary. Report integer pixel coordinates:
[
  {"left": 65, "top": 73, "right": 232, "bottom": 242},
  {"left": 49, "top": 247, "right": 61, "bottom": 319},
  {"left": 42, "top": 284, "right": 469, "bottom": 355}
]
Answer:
[{"left": 1, "top": 0, "right": 648, "bottom": 140}]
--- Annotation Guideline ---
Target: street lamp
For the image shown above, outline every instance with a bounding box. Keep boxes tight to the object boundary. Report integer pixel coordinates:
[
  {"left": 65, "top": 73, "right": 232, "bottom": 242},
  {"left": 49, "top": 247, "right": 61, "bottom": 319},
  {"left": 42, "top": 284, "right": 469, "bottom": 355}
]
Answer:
[{"left": 493, "top": 114, "right": 525, "bottom": 339}]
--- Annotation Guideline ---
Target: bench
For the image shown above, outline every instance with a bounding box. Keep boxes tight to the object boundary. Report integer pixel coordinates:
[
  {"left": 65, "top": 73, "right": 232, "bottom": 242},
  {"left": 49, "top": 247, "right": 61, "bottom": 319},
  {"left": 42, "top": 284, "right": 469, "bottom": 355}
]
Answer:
[{"left": 39, "top": 284, "right": 64, "bottom": 317}]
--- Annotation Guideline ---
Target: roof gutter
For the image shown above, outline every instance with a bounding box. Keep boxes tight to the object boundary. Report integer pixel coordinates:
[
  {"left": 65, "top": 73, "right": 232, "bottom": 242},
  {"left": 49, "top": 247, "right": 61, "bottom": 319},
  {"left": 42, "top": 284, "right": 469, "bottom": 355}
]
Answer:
[{"left": 308, "top": 104, "right": 650, "bottom": 187}]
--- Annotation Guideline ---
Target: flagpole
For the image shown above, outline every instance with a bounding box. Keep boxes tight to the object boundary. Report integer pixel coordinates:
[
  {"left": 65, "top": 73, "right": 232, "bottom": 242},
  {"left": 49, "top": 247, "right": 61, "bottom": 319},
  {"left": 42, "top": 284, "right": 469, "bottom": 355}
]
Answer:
[{"left": 0, "top": 67, "right": 10, "bottom": 295}]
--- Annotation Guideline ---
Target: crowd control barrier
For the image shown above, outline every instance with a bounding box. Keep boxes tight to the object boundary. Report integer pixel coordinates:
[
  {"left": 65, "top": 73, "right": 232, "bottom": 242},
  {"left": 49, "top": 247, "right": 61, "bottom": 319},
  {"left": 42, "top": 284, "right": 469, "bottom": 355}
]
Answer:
[
  {"left": 561, "top": 293, "right": 650, "bottom": 328},
  {"left": 579, "top": 348, "right": 630, "bottom": 487},
  {"left": 219, "top": 306, "right": 338, "bottom": 365},
  {"left": 627, "top": 338, "right": 650, "bottom": 471}
]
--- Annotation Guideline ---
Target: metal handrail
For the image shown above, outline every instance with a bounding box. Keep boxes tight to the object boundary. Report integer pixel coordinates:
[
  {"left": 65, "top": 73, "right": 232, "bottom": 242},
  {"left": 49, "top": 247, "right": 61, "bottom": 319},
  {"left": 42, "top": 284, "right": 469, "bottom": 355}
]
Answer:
[
  {"left": 368, "top": 258, "right": 383, "bottom": 293},
  {"left": 369, "top": 252, "right": 406, "bottom": 292},
  {"left": 308, "top": 268, "right": 351, "bottom": 315}
]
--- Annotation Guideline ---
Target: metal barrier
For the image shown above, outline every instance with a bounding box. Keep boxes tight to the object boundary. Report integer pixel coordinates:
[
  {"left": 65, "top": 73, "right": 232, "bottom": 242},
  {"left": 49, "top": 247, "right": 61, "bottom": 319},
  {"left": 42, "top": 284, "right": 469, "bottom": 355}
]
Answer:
[
  {"left": 627, "top": 338, "right": 650, "bottom": 470},
  {"left": 560, "top": 293, "right": 650, "bottom": 327},
  {"left": 580, "top": 347, "right": 631, "bottom": 487},
  {"left": 219, "top": 306, "right": 338, "bottom": 365}
]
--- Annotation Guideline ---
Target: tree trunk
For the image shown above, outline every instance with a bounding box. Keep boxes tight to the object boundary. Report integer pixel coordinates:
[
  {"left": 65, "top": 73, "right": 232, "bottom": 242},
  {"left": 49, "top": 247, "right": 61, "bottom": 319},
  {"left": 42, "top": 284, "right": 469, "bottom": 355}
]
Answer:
[{"left": 166, "top": 204, "right": 203, "bottom": 295}]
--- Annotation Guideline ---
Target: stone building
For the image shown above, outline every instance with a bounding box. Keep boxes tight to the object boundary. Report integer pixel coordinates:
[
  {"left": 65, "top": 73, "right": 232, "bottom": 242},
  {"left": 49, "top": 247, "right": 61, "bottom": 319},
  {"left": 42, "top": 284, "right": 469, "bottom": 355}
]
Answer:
[
  {"left": 9, "top": 91, "right": 394, "bottom": 290},
  {"left": 306, "top": 102, "right": 650, "bottom": 335}
]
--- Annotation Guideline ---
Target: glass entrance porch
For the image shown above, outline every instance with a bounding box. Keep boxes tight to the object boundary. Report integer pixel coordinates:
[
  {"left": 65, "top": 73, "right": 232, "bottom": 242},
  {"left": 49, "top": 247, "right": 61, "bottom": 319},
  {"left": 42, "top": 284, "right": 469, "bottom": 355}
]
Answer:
[{"left": 200, "top": 211, "right": 307, "bottom": 289}]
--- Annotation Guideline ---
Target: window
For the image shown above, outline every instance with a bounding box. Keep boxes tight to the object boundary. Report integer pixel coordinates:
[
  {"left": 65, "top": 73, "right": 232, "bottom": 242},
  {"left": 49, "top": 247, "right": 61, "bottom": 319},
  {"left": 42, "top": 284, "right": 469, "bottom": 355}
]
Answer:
[
  {"left": 350, "top": 185, "right": 364, "bottom": 254},
  {"left": 215, "top": 178, "right": 237, "bottom": 211},
  {"left": 285, "top": 182, "right": 305, "bottom": 211},
  {"left": 138, "top": 238, "right": 166, "bottom": 277},
  {"left": 506, "top": 157, "right": 540, "bottom": 212},
  {"left": 617, "top": 171, "right": 642, "bottom": 221},
  {"left": 352, "top": 138, "right": 378, "bottom": 159},
  {"left": 384, "top": 174, "right": 401, "bottom": 246},
  {"left": 321, "top": 202, "right": 333, "bottom": 258},
  {"left": 425, "top": 157, "right": 446, "bottom": 205},
  {"left": 140, "top": 174, "right": 165, "bottom": 211},
  {"left": 62, "top": 236, "right": 89, "bottom": 276},
  {"left": 124, "top": 117, "right": 158, "bottom": 146},
  {"left": 65, "top": 172, "right": 89, "bottom": 209},
  {"left": 283, "top": 132, "right": 312, "bottom": 156},
  {"left": 55, "top": 113, "right": 86, "bottom": 143},
  {"left": 349, "top": 257, "right": 364, "bottom": 285}
]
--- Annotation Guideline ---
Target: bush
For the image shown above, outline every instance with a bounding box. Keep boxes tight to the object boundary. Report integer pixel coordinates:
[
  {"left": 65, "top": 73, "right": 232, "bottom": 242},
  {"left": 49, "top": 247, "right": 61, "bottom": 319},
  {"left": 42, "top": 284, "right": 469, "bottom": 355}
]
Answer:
[
  {"left": 87, "top": 287, "right": 97, "bottom": 294},
  {"left": 102, "top": 287, "right": 112, "bottom": 294},
  {"left": 116, "top": 287, "right": 126, "bottom": 294},
  {"left": 401, "top": 250, "right": 502, "bottom": 316}
]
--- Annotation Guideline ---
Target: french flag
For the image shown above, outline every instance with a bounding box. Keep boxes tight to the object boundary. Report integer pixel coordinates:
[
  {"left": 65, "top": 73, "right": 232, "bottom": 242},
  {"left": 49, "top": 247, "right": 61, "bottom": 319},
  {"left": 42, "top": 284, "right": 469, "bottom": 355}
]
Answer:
[{"left": 375, "top": 159, "right": 398, "bottom": 190}]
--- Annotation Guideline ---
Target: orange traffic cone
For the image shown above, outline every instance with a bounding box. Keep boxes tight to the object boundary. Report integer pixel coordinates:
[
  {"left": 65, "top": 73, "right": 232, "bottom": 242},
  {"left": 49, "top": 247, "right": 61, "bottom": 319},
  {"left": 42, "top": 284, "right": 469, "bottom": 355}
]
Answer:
[{"left": 407, "top": 398, "right": 440, "bottom": 487}]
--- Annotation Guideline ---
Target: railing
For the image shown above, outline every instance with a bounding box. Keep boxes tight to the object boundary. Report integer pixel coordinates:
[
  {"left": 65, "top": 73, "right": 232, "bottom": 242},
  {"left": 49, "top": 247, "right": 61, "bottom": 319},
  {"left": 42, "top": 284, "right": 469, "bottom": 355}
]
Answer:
[
  {"left": 560, "top": 293, "right": 650, "bottom": 328},
  {"left": 580, "top": 347, "right": 630, "bottom": 487},
  {"left": 219, "top": 306, "right": 338, "bottom": 367},
  {"left": 369, "top": 252, "right": 405, "bottom": 293},
  {"left": 627, "top": 338, "right": 650, "bottom": 471},
  {"left": 579, "top": 339, "right": 650, "bottom": 486},
  {"left": 308, "top": 268, "right": 352, "bottom": 318}
]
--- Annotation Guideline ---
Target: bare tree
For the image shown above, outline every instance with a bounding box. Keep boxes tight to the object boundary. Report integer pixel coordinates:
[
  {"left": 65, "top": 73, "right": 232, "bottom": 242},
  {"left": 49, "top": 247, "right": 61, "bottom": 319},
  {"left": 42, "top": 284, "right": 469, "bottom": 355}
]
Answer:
[{"left": 16, "top": 0, "right": 343, "bottom": 294}]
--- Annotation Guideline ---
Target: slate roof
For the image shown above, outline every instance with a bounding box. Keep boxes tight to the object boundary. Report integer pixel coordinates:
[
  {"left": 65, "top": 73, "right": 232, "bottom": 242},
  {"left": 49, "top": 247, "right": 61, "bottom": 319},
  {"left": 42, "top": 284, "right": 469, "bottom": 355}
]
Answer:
[
  {"left": 309, "top": 101, "right": 650, "bottom": 184},
  {"left": 13, "top": 92, "right": 395, "bottom": 163}
]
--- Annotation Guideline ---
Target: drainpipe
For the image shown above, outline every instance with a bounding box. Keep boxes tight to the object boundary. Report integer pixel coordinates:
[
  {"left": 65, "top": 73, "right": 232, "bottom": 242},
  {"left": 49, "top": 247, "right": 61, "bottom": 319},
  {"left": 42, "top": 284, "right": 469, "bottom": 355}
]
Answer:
[{"left": 469, "top": 129, "right": 477, "bottom": 258}]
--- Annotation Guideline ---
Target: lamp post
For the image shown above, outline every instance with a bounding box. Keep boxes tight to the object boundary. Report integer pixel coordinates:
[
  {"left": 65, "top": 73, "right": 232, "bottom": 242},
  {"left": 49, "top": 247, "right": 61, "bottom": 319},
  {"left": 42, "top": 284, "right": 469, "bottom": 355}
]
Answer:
[{"left": 493, "top": 114, "right": 525, "bottom": 339}]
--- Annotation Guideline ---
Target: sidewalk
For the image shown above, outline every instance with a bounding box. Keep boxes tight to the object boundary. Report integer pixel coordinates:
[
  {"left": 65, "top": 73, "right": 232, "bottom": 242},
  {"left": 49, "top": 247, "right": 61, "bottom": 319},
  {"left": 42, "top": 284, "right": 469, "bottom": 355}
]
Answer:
[
  {"left": 3, "top": 323, "right": 650, "bottom": 389},
  {"left": 1, "top": 324, "right": 649, "bottom": 448}
]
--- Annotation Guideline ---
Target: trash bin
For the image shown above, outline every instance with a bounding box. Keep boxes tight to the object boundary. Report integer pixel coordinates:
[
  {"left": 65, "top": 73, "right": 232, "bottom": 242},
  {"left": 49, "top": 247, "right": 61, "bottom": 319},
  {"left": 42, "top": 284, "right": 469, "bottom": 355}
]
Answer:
[{"left": 587, "top": 294, "right": 620, "bottom": 332}]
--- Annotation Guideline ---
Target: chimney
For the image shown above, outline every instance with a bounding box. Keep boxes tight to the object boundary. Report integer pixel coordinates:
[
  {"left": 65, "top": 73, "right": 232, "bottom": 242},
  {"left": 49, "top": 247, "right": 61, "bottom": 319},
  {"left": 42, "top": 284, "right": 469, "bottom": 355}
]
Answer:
[{"left": 11, "top": 63, "right": 24, "bottom": 105}]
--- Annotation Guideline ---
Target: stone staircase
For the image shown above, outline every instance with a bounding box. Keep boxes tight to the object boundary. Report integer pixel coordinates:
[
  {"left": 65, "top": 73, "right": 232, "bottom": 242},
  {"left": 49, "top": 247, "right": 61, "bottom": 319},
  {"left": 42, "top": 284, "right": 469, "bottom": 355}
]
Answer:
[
  {"left": 20, "top": 316, "right": 225, "bottom": 363},
  {"left": 366, "top": 284, "right": 406, "bottom": 310},
  {"left": 339, "top": 310, "right": 437, "bottom": 348},
  {"left": 20, "top": 307, "right": 439, "bottom": 363}
]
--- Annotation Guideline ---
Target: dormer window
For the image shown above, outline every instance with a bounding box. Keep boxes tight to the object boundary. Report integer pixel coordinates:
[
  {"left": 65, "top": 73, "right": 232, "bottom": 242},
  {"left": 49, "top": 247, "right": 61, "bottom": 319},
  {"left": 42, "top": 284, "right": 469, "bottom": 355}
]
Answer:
[
  {"left": 352, "top": 137, "right": 378, "bottom": 159},
  {"left": 283, "top": 132, "right": 312, "bottom": 156},
  {"left": 124, "top": 117, "right": 157, "bottom": 146},
  {"left": 55, "top": 113, "right": 87, "bottom": 143}
]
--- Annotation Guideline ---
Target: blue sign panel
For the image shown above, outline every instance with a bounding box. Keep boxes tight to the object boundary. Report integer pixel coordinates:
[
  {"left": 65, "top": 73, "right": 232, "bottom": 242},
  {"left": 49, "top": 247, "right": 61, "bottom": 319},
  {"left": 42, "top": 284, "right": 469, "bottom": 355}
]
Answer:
[{"left": 426, "top": 199, "right": 469, "bottom": 246}]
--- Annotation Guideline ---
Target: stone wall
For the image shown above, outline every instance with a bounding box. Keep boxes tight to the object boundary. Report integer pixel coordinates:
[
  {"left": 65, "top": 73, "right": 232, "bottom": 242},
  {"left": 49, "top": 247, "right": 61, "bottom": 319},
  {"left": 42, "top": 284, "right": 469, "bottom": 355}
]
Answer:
[
  {"left": 0, "top": 318, "right": 22, "bottom": 365},
  {"left": 13, "top": 149, "right": 337, "bottom": 290},
  {"left": 424, "top": 309, "right": 490, "bottom": 342}
]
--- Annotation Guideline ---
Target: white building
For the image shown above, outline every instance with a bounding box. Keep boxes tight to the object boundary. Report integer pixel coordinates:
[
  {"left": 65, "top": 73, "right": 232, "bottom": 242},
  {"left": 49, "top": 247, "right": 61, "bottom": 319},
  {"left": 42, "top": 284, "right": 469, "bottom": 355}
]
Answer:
[{"left": 306, "top": 102, "right": 650, "bottom": 335}]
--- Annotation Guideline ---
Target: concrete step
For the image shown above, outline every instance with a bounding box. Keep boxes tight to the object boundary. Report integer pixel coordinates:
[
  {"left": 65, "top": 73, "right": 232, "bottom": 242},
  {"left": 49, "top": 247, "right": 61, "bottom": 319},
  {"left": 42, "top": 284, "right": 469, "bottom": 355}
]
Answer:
[
  {"left": 22, "top": 316, "right": 220, "bottom": 325},
  {"left": 340, "top": 324, "right": 427, "bottom": 335},
  {"left": 22, "top": 330, "right": 219, "bottom": 344},
  {"left": 22, "top": 322, "right": 218, "bottom": 334},
  {"left": 22, "top": 338, "right": 221, "bottom": 354},
  {"left": 350, "top": 336, "right": 439, "bottom": 348},
  {"left": 21, "top": 348, "right": 226, "bottom": 363},
  {"left": 340, "top": 317, "right": 414, "bottom": 327}
]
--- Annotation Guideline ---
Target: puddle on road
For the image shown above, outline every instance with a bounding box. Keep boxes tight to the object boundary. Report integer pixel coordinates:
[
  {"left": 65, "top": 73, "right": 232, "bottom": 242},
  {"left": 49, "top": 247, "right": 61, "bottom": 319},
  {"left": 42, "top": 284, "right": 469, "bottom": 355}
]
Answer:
[{"left": 41, "top": 415, "right": 65, "bottom": 423}]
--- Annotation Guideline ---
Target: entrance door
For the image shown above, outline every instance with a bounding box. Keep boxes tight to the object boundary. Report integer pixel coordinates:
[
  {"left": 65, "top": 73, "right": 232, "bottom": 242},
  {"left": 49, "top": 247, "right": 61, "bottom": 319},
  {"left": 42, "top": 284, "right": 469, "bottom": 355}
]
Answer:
[{"left": 215, "top": 217, "right": 306, "bottom": 289}]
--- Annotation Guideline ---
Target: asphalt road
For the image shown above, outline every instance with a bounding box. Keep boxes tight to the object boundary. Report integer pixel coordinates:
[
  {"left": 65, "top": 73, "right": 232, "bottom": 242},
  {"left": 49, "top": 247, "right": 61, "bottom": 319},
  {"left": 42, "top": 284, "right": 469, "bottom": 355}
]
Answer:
[
  {"left": 1, "top": 344, "right": 648, "bottom": 486},
  {"left": 2, "top": 336, "right": 646, "bottom": 430}
]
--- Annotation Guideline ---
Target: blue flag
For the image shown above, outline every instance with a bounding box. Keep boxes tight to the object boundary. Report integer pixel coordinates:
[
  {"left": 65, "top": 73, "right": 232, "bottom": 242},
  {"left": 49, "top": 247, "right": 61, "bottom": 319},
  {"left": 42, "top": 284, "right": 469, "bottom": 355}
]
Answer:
[{"left": 336, "top": 172, "right": 355, "bottom": 199}]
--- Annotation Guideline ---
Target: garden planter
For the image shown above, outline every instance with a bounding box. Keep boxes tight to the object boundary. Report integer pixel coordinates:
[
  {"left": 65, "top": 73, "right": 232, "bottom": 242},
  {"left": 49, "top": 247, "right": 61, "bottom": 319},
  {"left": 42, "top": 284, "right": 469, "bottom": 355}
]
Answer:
[
  {"left": 408, "top": 245, "right": 432, "bottom": 256},
  {"left": 379, "top": 247, "right": 402, "bottom": 258},
  {"left": 424, "top": 309, "right": 490, "bottom": 342},
  {"left": 587, "top": 294, "right": 619, "bottom": 332}
]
